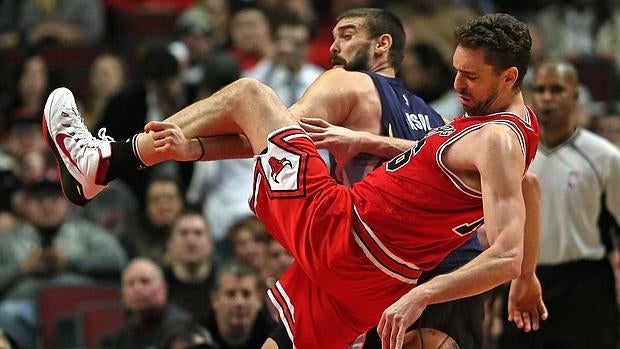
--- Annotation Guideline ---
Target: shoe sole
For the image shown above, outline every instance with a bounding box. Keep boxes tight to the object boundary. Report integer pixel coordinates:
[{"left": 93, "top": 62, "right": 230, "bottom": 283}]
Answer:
[{"left": 42, "top": 90, "right": 90, "bottom": 206}]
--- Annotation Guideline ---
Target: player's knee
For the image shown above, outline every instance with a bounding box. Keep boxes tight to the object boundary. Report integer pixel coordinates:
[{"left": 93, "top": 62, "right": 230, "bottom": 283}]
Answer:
[{"left": 233, "top": 77, "right": 271, "bottom": 100}]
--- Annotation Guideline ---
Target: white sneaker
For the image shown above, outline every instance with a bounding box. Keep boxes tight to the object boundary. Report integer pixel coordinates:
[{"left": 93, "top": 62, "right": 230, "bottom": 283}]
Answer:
[{"left": 43, "top": 87, "right": 113, "bottom": 206}]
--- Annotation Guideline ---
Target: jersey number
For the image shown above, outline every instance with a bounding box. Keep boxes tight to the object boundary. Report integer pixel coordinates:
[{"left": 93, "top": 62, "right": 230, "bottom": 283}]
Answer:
[
  {"left": 453, "top": 217, "right": 484, "bottom": 236},
  {"left": 386, "top": 139, "right": 426, "bottom": 172}
]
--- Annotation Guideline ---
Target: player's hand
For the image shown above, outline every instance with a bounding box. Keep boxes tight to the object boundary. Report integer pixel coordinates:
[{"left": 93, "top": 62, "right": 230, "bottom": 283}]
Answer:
[
  {"left": 507, "top": 274, "right": 548, "bottom": 332},
  {"left": 145, "top": 121, "right": 200, "bottom": 162},
  {"left": 377, "top": 289, "right": 427, "bottom": 349},
  {"left": 299, "top": 117, "right": 363, "bottom": 181}
]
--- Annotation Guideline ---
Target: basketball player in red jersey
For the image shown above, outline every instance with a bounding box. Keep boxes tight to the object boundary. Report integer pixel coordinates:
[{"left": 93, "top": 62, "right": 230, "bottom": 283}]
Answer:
[{"left": 43, "top": 13, "right": 546, "bottom": 349}]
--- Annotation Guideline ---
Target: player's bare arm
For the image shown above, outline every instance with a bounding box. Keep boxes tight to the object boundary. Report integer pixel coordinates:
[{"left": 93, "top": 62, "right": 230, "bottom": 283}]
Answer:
[
  {"left": 378, "top": 124, "right": 527, "bottom": 349},
  {"left": 300, "top": 117, "right": 417, "bottom": 160},
  {"left": 290, "top": 68, "right": 382, "bottom": 129},
  {"left": 506, "top": 172, "right": 548, "bottom": 331}
]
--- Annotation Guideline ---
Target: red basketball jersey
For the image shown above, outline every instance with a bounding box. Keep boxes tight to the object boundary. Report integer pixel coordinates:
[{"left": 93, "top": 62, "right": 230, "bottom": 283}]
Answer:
[{"left": 351, "top": 109, "right": 539, "bottom": 273}]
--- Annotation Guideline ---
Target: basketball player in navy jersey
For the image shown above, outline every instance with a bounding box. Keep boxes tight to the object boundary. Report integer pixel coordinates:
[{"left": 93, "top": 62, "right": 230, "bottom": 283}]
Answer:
[{"left": 42, "top": 12, "right": 546, "bottom": 349}]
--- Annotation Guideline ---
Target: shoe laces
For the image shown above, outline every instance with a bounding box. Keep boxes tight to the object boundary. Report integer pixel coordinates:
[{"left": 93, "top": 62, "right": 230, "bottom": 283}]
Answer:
[{"left": 64, "top": 106, "right": 115, "bottom": 149}]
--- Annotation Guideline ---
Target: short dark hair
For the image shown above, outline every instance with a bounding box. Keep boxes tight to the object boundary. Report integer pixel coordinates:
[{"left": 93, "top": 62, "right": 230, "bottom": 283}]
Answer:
[
  {"left": 138, "top": 43, "right": 179, "bottom": 82},
  {"left": 454, "top": 13, "right": 532, "bottom": 87},
  {"left": 213, "top": 260, "right": 260, "bottom": 291},
  {"left": 337, "top": 8, "right": 406, "bottom": 71},
  {"left": 159, "top": 321, "right": 218, "bottom": 349}
]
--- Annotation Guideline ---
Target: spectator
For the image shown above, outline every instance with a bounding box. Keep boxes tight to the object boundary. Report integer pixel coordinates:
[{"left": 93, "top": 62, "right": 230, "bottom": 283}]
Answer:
[
  {"left": 165, "top": 211, "right": 218, "bottom": 324},
  {"left": 498, "top": 61, "right": 620, "bottom": 348},
  {"left": 386, "top": 0, "right": 478, "bottom": 65},
  {"left": 264, "top": 236, "right": 292, "bottom": 289},
  {"left": 172, "top": 5, "right": 227, "bottom": 101},
  {"left": 204, "top": 261, "right": 275, "bottom": 349},
  {"left": 0, "top": 178, "right": 127, "bottom": 349},
  {"left": 591, "top": 113, "right": 620, "bottom": 147},
  {"left": 197, "top": 0, "right": 231, "bottom": 50},
  {"left": 3, "top": 54, "right": 52, "bottom": 131},
  {"left": 110, "top": 257, "right": 191, "bottom": 349},
  {"left": 123, "top": 176, "right": 185, "bottom": 265},
  {"left": 399, "top": 42, "right": 462, "bottom": 120},
  {"left": 595, "top": 0, "right": 620, "bottom": 74},
  {"left": 0, "top": 114, "right": 55, "bottom": 226},
  {"left": 245, "top": 16, "right": 324, "bottom": 106},
  {"left": 225, "top": 216, "right": 269, "bottom": 280},
  {"left": 158, "top": 321, "right": 218, "bottom": 349},
  {"left": 82, "top": 53, "right": 128, "bottom": 130},
  {"left": 228, "top": 5, "right": 273, "bottom": 71},
  {"left": 536, "top": 0, "right": 610, "bottom": 60},
  {"left": 18, "top": 0, "right": 104, "bottom": 47}
]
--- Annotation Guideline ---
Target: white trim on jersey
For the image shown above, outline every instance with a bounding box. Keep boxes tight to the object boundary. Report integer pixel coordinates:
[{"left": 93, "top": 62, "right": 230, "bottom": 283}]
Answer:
[
  {"left": 436, "top": 119, "right": 528, "bottom": 198},
  {"left": 267, "top": 281, "right": 296, "bottom": 346},
  {"left": 351, "top": 206, "right": 420, "bottom": 284}
]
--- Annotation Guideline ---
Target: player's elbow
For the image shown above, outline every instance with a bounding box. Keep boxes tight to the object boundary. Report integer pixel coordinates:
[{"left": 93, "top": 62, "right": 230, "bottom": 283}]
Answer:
[{"left": 503, "top": 249, "right": 523, "bottom": 280}]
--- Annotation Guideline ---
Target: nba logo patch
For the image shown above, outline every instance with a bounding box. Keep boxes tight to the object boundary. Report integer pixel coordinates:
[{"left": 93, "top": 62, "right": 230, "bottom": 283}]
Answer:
[{"left": 567, "top": 170, "right": 581, "bottom": 191}]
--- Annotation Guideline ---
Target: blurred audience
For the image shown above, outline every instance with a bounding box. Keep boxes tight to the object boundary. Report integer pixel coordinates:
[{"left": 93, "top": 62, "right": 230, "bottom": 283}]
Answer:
[
  {"left": 264, "top": 236, "right": 292, "bottom": 289},
  {"left": 204, "top": 261, "right": 275, "bottom": 349},
  {"left": 0, "top": 178, "right": 126, "bottom": 349},
  {"left": 75, "top": 180, "right": 140, "bottom": 239},
  {"left": 228, "top": 5, "right": 273, "bottom": 71},
  {"left": 399, "top": 42, "right": 462, "bottom": 120},
  {"left": 591, "top": 114, "right": 620, "bottom": 147},
  {"left": 123, "top": 175, "right": 185, "bottom": 265},
  {"left": 245, "top": 16, "right": 324, "bottom": 106},
  {"left": 386, "top": 0, "right": 478, "bottom": 65},
  {"left": 196, "top": 0, "right": 231, "bottom": 50},
  {"left": 82, "top": 53, "right": 128, "bottom": 130},
  {"left": 172, "top": 6, "right": 223, "bottom": 101},
  {"left": 110, "top": 257, "right": 191, "bottom": 349},
  {"left": 536, "top": 0, "right": 610, "bottom": 60},
  {"left": 8, "top": 0, "right": 104, "bottom": 48},
  {"left": 158, "top": 321, "right": 218, "bottom": 349},
  {"left": 0, "top": 115, "right": 54, "bottom": 223},
  {"left": 3, "top": 54, "right": 53, "bottom": 133},
  {"left": 165, "top": 211, "right": 218, "bottom": 325},
  {"left": 226, "top": 216, "right": 269, "bottom": 282}
]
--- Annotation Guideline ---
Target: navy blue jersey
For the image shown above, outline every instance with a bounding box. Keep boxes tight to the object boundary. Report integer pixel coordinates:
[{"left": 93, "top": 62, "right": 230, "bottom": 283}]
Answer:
[
  {"left": 366, "top": 71, "right": 445, "bottom": 140},
  {"left": 339, "top": 72, "right": 445, "bottom": 186}
]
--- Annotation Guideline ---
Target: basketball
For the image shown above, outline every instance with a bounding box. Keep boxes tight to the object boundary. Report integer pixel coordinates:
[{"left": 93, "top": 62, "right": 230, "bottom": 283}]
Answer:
[{"left": 402, "top": 328, "right": 460, "bottom": 349}]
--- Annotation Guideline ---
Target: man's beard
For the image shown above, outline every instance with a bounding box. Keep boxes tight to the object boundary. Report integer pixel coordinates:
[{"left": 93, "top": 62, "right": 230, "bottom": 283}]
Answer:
[
  {"left": 330, "top": 43, "right": 372, "bottom": 72},
  {"left": 463, "top": 84, "right": 500, "bottom": 116}
]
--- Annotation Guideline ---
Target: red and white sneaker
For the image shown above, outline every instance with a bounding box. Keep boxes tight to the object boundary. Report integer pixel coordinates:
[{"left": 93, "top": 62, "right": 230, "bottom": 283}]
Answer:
[{"left": 42, "top": 87, "right": 113, "bottom": 206}]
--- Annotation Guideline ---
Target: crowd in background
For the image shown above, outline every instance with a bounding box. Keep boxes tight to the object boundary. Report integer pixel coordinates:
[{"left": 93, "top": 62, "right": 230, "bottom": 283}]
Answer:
[{"left": 0, "top": 0, "right": 619, "bottom": 349}]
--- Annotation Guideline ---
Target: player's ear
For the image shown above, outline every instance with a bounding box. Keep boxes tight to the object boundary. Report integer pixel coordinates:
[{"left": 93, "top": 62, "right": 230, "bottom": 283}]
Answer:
[
  {"left": 504, "top": 66, "right": 518, "bottom": 87},
  {"left": 376, "top": 34, "right": 392, "bottom": 53}
]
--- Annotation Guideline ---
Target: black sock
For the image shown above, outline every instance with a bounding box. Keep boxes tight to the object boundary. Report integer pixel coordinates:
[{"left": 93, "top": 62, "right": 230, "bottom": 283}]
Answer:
[{"left": 103, "top": 134, "right": 147, "bottom": 184}]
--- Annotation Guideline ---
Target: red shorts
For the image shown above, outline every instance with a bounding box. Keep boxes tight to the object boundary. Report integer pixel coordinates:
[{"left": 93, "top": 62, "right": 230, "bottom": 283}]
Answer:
[{"left": 250, "top": 126, "right": 416, "bottom": 348}]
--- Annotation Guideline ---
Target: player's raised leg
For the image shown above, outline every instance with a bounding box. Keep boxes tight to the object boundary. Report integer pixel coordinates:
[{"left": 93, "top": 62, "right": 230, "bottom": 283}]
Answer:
[{"left": 43, "top": 78, "right": 297, "bottom": 206}]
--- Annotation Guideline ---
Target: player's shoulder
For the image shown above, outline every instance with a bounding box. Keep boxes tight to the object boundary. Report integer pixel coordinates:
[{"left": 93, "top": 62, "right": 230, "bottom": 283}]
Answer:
[
  {"left": 470, "top": 122, "right": 523, "bottom": 153},
  {"left": 318, "top": 68, "right": 373, "bottom": 88}
]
